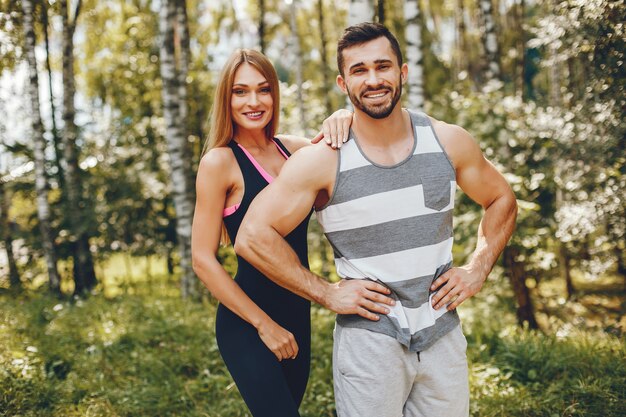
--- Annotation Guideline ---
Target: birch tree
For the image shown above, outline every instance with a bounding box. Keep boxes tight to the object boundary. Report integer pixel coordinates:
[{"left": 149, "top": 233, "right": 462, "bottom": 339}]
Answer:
[
  {"left": 175, "top": 0, "right": 195, "bottom": 203},
  {"left": 477, "top": 0, "right": 501, "bottom": 82},
  {"left": 21, "top": 0, "right": 61, "bottom": 294},
  {"left": 41, "top": 0, "right": 64, "bottom": 188},
  {"left": 405, "top": 0, "right": 425, "bottom": 110},
  {"left": 348, "top": 0, "right": 375, "bottom": 25},
  {"left": 60, "top": 0, "right": 97, "bottom": 293},
  {"left": 159, "top": 0, "right": 196, "bottom": 299}
]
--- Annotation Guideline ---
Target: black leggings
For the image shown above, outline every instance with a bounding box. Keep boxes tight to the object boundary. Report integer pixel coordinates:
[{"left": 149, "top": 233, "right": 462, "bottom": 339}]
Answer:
[{"left": 216, "top": 304, "right": 311, "bottom": 416}]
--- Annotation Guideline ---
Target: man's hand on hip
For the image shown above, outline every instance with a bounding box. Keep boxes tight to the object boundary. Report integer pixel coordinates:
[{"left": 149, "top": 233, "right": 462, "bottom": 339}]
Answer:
[
  {"left": 430, "top": 266, "right": 486, "bottom": 311},
  {"left": 323, "top": 279, "right": 395, "bottom": 321}
]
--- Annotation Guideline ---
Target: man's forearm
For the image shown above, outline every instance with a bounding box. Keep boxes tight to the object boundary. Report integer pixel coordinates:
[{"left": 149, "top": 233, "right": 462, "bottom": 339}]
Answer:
[
  {"left": 467, "top": 192, "right": 517, "bottom": 279},
  {"left": 235, "top": 224, "right": 330, "bottom": 305}
]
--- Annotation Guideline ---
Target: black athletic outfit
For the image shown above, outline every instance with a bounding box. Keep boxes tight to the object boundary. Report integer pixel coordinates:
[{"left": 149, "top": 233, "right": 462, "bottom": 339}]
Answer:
[{"left": 215, "top": 138, "right": 311, "bottom": 417}]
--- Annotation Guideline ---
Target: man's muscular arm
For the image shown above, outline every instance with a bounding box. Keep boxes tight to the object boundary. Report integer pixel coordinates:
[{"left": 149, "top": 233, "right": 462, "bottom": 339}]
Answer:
[
  {"left": 429, "top": 120, "right": 518, "bottom": 311},
  {"left": 235, "top": 144, "right": 395, "bottom": 321}
]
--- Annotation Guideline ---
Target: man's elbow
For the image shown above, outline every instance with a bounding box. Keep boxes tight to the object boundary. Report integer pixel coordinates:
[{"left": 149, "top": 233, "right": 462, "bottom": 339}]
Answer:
[
  {"left": 504, "top": 188, "right": 518, "bottom": 229},
  {"left": 233, "top": 220, "right": 261, "bottom": 260}
]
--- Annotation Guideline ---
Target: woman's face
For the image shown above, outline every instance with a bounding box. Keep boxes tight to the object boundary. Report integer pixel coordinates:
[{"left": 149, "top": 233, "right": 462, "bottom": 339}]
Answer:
[{"left": 231, "top": 63, "right": 274, "bottom": 133}]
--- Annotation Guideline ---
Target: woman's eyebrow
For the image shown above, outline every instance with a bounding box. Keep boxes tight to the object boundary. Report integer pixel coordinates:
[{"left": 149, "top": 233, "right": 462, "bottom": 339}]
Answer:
[{"left": 232, "top": 81, "right": 269, "bottom": 87}]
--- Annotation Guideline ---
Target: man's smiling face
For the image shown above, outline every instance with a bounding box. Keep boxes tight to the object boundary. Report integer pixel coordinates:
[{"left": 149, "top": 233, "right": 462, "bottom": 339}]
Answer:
[{"left": 338, "top": 37, "right": 407, "bottom": 119}]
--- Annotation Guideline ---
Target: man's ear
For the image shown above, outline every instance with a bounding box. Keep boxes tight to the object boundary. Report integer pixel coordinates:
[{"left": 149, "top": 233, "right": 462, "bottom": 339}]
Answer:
[
  {"left": 336, "top": 74, "right": 348, "bottom": 94},
  {"left": 400, "top": 63, "right": 408, "bottom": 84}
]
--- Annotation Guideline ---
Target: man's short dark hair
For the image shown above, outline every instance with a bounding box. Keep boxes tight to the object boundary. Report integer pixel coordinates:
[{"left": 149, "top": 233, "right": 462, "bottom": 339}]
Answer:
[{"left": 337, "top": 22, "right": 403, "bottom": 77}]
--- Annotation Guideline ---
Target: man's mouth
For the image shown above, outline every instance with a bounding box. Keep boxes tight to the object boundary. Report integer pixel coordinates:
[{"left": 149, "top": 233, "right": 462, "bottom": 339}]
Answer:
[{"left": 362, "top": 89, "right": 391, "bottom": 101}]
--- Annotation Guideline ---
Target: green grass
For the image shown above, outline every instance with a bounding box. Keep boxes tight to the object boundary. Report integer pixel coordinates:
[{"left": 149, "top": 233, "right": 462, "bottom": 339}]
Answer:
[{"left": 1, "top": 260, "right": 624, "bottom": 416}]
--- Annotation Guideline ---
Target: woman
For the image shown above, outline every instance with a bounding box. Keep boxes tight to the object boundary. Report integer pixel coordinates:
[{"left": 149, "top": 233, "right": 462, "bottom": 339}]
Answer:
[{"left": 191, "top": 49, "right": 350, "bottom": 416}]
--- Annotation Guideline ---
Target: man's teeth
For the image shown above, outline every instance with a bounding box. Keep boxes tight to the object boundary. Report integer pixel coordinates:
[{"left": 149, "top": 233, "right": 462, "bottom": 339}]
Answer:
[{"left": 366, "top": 92, "right": 386, "bottom": 98}]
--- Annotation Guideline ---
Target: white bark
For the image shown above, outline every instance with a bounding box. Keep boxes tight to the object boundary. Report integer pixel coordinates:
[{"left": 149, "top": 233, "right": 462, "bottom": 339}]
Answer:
[
  {"left": 478, "top": 0, "right": 501, "bottom": 81},
  {"left": 160, "top": 0, "right": 196, "bottom": 298},
  {"left": 348, "top": 0, "right": 375, "bottom": 26},
  {"left": 405, "top": 0, "right": 424, "bottom": 110},
  {"left": 22, "top": 0, "right": 60, "bottom": 293},
  {"left": 176, "top": 0, "right": 189, "bottom": 125}
]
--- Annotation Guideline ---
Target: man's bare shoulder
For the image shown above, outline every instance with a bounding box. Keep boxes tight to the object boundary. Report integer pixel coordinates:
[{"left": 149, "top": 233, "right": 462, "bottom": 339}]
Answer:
[
  {"left": 428, "top": 116, "right": 482, "bottom": 167},
  {"left": 276, "top": 140, "right": 337, "bottom": 191},
  {"left": 286, "top": 140, "right": 337, "bottom": 166},
  {"left": 275, "top": 134, "right": 310, "bottom": 153}
]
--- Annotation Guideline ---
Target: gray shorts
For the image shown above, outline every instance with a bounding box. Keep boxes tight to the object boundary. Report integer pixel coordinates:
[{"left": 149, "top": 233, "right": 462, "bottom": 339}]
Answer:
[{"left": 333, "top": 324, "right": 469, "bottom": 417}]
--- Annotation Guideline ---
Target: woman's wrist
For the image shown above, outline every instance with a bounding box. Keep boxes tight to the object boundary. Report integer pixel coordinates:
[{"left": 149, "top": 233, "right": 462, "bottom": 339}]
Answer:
[{"left": 251, "top": 312, "right": 272, "bottom": 330}]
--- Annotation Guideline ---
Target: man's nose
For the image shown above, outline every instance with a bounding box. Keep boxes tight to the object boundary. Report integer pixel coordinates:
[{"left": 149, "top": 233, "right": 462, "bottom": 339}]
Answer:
[{"left": 365, "top": 69, "right": 381, "bottom": 86}]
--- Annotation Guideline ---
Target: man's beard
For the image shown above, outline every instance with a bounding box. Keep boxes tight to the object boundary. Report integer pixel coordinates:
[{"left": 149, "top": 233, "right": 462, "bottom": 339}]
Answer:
[{"left": 347, "top": 79, "right": 402, "bottom": 119}]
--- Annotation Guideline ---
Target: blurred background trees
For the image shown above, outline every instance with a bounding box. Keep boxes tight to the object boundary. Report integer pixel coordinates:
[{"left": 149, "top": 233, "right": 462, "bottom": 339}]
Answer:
[{"left": 0, "top": 0, "right": 623, "bottom": 328}]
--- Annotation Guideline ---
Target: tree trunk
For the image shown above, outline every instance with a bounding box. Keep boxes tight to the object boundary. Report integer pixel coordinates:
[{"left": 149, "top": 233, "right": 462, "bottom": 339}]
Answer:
[
  {"left": 60, "top": 0, "right": 97, "bottom": 294},
  {"left": 555, "top": 159, "right": 574, "bottom": 300},
  {"left": 348, "top": 0, "right": 375, "bottom": 25},
  {"left": 0, "top": 180, "right": 20, "bottom": 289},
  {"left": 258, "top": 0, "right": 266, "bottom": 53},
  {"left": 477, "top": 0, "right": 501, "bottom": 82},
  {"left": 22, "top": 0, "right": 61, "bottom": 294},
  {"left": 159, "top": 0, "right": 197, "bottom": 299},
  {"left": 455, "top": 0, "right": 467, "bottom": 81},
  {"left": 41, "top": 0, "right": 65, "bottom": 187},
  {"left": 404, "top": 0, "right": 425, "bottom": 110},
  {"left": 503, "top": 246, "right": 539, "bottom": 329},
  {"left": 175, "top": 0, "right": 195, "bottom": 204},
  {"left": 515, "top": 0, "right": 525, "bottom": 98},
  {"left": 559, "top": 244, "right": 575, "bottom": 298},
  {"left": 317, "top": 0, "right": 332, "bottom": 115},
  {"left": 288, "top": 0, "right": 306, "bottom": 133},
  {"left": 377, "top": 0, "right": 385, "bottom": 24}
]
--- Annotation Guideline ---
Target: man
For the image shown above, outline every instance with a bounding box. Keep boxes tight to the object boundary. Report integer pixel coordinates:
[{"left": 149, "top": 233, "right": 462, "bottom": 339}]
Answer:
[{"left": 236, "top": 23, "right": 517, "bottom": 417}]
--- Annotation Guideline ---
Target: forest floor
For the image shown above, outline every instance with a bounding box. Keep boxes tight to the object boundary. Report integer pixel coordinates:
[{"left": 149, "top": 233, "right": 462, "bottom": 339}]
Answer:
[{"left": 0, "top": 255, "right": 624, "bottom": 417}]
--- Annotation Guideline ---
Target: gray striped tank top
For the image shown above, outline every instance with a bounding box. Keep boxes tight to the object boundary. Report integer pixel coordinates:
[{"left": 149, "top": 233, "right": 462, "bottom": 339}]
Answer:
[{"left": 316, "top": 110, "right": 460, "bottom": 352}]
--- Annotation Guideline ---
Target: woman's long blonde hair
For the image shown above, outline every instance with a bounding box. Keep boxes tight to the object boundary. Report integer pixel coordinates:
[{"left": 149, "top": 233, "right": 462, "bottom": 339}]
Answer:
[{"left": 203, "top": 49, "right": 281, "bottom": 245}]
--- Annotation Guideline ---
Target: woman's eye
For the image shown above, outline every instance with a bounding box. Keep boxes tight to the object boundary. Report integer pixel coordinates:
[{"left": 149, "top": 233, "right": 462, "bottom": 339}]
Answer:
[
  {"left": 260, "top": 87, "right": 271, "bottom": 94},
  {"left": 233, "top": 89, "right": 246, "bottom": 95}
]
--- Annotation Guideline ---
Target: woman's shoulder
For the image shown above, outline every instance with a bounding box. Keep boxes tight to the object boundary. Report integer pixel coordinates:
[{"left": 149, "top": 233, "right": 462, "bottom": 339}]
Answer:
[
  {"left": 275, "top": 134, "right": 310, "bottom": 154},
  {"left": 200, "top": 145, "right": 235, "bottom": 166},
  {"left": 198, "top": 146, "right": 238, "bottom": 181}
]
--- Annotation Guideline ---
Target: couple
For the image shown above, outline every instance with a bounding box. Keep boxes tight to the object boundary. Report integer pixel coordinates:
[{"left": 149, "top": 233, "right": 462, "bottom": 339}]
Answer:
[{"left": 192, "top": 23, "right": 517, "bottom": 417}]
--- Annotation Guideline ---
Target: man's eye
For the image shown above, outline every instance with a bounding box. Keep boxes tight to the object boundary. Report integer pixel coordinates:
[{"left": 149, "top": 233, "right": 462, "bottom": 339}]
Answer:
[{"left": 353, "top": 68, "right": 365, "bottom": 74}]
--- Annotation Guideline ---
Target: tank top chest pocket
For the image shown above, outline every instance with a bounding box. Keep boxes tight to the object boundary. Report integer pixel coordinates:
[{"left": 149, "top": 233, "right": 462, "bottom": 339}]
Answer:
[{"left": 420, "top": 175, "right": 452, "bottom": 211}]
